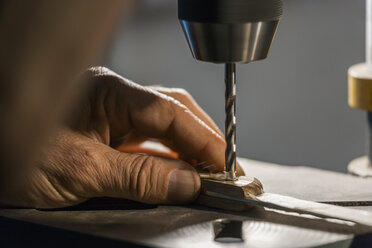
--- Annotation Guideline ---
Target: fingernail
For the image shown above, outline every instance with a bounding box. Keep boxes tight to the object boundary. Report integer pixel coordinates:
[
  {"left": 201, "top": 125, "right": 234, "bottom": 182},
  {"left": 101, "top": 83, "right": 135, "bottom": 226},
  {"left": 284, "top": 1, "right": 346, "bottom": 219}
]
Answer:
[{"left": 167, "top": 169, "right": 200, "bottom": 203}]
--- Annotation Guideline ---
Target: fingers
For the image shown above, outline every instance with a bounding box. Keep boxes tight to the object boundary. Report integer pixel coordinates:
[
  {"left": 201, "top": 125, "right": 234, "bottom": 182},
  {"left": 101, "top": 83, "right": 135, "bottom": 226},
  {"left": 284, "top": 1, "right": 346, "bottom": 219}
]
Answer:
[
  {"left": 151, "top": 86, "right": 223, "bottom": 137},
  {"left": 30, "top": 130, "right": 201, "bottom": 207},
  {"left": 129, "top": 91, "right": 225, "bottom": 171},
  {"left": 90, "top": 67, "right": 226, "bottom": 172},
  {"left": 121, "top": 86, "right": 245, "bottom": 175},
  {"left": 152, "top": 88, "right": 245, "bottom": 176},
  {"left": 96, "top": 145, "right": 200, "bottom": 204}
]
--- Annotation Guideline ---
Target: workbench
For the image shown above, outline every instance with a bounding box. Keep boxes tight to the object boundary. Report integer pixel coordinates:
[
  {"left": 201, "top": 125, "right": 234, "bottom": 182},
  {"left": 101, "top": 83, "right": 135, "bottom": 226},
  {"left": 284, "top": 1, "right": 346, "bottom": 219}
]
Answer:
[{"left": 1, "top": 158, "right": 372, "bottom": 247}]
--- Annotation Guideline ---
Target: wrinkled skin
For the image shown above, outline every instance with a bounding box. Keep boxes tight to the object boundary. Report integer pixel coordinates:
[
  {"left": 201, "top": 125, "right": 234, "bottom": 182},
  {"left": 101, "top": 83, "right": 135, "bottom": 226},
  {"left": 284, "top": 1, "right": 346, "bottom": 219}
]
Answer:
[{"left": 0, "top": 67, "right": 244, "bottom": 208}]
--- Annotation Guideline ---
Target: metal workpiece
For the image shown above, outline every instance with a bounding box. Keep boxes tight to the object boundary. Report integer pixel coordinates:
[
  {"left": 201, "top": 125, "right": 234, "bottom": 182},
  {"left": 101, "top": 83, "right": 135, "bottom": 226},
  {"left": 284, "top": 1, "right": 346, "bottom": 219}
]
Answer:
[
  {"left": 198, "top": 172, "right": 372, "bottom": 227},
  {"left": 225, "top": 63, "right": 237, "bottom": 180}
]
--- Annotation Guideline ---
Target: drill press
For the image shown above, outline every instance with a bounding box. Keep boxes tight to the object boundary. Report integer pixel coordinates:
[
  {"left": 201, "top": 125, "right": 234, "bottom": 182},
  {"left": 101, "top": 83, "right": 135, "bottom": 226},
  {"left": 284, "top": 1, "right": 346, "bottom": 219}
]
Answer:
[
  {"left": 178, "top": 0, "right": 283, "bottom": 180},
  {"left": 174, "top": 1, "right": 372, "bottom": 227}
]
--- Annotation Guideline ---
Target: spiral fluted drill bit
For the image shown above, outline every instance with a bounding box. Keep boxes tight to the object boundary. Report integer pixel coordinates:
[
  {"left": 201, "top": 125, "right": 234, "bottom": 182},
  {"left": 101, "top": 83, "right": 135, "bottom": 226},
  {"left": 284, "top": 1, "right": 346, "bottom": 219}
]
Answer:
[{"left": 224, "top": 63, "right": 237, "bottom": 180}]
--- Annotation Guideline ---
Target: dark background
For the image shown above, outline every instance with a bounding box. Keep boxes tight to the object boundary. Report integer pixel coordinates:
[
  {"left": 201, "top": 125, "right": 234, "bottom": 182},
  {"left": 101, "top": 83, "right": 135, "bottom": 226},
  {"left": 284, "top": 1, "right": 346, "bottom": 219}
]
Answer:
[{"left": 104, "top": 0, "right": 366, "bottom": 172}]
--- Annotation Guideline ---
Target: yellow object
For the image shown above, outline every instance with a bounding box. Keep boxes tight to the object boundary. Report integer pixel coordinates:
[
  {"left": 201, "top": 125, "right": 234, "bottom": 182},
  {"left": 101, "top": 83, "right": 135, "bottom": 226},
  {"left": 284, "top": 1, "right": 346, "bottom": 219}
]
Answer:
[{"left": 348, "top": 63, "right": 372, "bottom": 111}]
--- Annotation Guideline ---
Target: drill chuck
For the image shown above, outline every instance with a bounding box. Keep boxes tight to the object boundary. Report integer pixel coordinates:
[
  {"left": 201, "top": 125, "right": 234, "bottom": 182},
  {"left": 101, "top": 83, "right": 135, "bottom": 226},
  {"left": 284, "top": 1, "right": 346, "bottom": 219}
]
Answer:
[{"left": 178, "top": 0, "right": 283, "bottom": 63}]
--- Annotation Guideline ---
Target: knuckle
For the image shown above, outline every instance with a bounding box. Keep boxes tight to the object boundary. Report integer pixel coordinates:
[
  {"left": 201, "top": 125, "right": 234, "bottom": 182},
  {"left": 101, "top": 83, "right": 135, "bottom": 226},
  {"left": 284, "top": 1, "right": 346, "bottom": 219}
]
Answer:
[
  {"left": 127, "top": 155, "right": 165, "bottom": 202},
  {"left": 85, "top": 66, "right": 124, "bottom": 91},
  {"left": 84, "top": 67, "right": 112, "bottom": 86},
  {"left": 86, "top": 66, "right": 112, "bottom": 78},
  {"left": 153, "top": 92, "right": 178, "bottom": 120},
  {"left": 172, "top": 88, "right": 192, "bottom": 102},
  {"left": 173, "top": 88, "right": 189, "bottom": 96}
]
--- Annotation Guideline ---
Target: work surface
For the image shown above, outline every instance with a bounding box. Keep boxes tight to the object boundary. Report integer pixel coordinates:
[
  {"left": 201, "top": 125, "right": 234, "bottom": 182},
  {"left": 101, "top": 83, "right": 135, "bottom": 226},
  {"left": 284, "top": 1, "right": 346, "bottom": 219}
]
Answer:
[{"left": 2, "top": 158, "right": 372, "bottom": 248}]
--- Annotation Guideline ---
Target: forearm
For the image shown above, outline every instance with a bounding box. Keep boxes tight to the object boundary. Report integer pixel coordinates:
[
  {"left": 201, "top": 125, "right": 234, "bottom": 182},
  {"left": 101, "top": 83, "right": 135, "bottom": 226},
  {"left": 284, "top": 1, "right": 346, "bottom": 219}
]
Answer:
[{"left": 0, "top": 0, "right": 126, "bottom": 193}]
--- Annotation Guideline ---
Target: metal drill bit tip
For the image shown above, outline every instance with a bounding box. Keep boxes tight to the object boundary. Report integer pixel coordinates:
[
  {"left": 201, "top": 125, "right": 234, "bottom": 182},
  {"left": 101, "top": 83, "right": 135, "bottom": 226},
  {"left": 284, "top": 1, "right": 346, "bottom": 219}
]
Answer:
[{"left": 224, "top": 63, "right": 237, "bottom": 180}]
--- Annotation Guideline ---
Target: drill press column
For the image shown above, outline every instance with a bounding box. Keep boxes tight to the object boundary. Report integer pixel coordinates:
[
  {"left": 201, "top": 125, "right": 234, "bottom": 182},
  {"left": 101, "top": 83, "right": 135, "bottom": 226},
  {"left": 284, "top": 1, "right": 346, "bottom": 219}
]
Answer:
[
  {"left": 178, "top": 0, "right": 283, "bottom": 180},
  {"left": 348, "top": 0, "right": 372, "bottom": 177}
]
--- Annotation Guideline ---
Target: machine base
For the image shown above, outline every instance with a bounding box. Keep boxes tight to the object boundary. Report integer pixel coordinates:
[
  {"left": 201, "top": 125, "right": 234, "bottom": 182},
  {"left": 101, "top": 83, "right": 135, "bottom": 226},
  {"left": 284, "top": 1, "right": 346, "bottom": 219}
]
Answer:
[{"left": 348, "top": 156, "right": 372, "bottom": 177}]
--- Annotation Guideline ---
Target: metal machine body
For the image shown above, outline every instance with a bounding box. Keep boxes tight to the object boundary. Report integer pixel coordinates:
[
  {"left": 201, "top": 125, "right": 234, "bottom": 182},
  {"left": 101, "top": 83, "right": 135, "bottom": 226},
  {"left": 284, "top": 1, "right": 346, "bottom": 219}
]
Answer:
[
  {"left": 178, "top": 0, "right": 283, "bottom": 180},
  {"left": 348, "top": 0, "right": 372, "bottom": 177},
  {"left": 178, "top": 0, "right": 282, "bottom": 64},
  {"left": 179, "top": 21, "right": 279, "bottom": 64}
]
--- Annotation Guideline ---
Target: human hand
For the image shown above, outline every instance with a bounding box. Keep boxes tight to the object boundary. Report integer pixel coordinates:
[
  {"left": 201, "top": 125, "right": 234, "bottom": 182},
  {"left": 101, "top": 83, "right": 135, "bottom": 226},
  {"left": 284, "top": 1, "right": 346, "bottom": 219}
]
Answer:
[{"left": 0, "top": 67, "right": 244, "bottom": 208}]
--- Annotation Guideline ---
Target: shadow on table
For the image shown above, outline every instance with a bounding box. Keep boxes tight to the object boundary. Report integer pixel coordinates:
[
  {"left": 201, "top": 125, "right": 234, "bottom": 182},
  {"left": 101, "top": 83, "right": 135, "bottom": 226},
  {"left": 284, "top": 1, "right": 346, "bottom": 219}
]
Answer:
[
  {"left": 0, "top": 215, "right": 148, "bottom": 248},
  {"left": 36, "top": 197, "right": 157, "bottom": 211}
]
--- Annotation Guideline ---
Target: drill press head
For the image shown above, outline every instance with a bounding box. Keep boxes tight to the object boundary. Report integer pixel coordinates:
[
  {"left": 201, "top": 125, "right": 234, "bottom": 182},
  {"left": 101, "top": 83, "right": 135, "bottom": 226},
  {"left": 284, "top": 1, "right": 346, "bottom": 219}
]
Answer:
[{"left": 178, "top": 0, "right": 283, "bottom": 63}]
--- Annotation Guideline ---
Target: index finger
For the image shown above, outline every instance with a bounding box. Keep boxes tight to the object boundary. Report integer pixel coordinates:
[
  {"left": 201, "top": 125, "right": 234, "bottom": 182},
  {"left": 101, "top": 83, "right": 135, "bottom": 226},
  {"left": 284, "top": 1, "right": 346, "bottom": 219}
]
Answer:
[
  {"left": 150, "top": 86, "right": 224, "bottom": 137},
  {"left": 93, "top": 69, "right": 226, "bottom": 172}
]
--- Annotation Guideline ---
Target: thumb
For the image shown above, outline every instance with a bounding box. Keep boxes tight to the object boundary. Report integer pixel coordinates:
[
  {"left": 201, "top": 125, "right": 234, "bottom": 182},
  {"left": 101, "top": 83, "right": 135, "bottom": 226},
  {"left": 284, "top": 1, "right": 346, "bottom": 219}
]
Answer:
[{"left": 99, "top": 149, "right": 201, "bottom": 204}]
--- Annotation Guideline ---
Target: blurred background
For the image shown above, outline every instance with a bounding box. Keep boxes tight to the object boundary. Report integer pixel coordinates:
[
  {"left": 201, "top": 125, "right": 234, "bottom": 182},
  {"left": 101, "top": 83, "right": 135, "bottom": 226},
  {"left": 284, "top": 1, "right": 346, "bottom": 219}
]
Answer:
[{"left": 104, "top": 0, "right": 366, "bottom": 172}]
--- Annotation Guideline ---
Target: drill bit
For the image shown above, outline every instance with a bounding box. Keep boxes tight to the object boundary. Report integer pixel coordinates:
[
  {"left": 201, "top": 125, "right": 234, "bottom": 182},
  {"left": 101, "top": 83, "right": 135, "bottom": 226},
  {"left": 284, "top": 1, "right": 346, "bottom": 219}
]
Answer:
[{"left": 224, "top": 63, "right": 237, "bottom": 180}]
